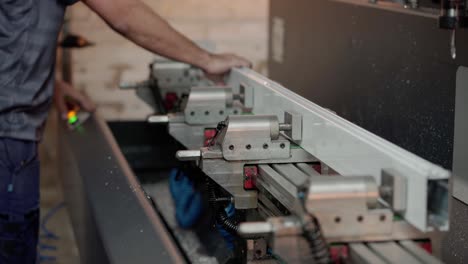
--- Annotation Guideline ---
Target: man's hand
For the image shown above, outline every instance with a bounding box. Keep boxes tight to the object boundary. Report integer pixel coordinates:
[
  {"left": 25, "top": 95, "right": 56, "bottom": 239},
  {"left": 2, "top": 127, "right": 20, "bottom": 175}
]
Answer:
[
  {"left": 54, "top": 80, "right": 96, "bottom": 120},
  {"left": 201, "top": 53, "right": 252, "bottom": 83},
  {"left": 204, "top": 53, "right": 252, "bottom": 74}
]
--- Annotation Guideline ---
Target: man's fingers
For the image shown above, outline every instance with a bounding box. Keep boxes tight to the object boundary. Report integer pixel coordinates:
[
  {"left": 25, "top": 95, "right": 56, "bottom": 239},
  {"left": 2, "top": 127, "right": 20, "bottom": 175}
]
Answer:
[
  {"left": 78, "top": 95, "right": 96, "bottom": 112},
  {"left": 64, "top": 87, "right": 96, "bottom": 112},
  {"left": 203, "top": 53, "right": 252, "bottom": 76},
  {"left": 225, "top": 54, "right": 252, "bottom": 69},
  {"left": 232, "top": 56, "right": 252, "bottom": 68},
  {"left": 205, "top": 72, "right": 225, "bottom": 85},
  {"left": 55, "top": 94, "right": 68, "bottom": 120}
]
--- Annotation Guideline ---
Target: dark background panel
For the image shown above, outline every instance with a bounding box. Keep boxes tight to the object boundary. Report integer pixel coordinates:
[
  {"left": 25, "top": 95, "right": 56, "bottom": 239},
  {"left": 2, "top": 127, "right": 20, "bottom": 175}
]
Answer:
[
  {"left": 268, "top": 1, "right": 468, "bottom": 263},
  {"left": 268, "top": 0, "right": 468, "bottom": 169}
]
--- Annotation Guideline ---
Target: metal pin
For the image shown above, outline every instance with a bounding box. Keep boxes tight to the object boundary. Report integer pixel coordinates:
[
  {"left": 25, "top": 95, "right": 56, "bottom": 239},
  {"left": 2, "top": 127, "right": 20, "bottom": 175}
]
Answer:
[
  {"left": 451, "top": 29, "right": 457, "bottom": 60},
  {"left": 279, "top": 123, "right": 292, "bottom": 131},
  {"left": 148, "top": 115, "right": 169, "bottom": 124},
  {"left": 176, "top": 150, "right": 201, "bottom": 161},
  {"left": 209, "top": 197, "right": 233, "bottom": 203},
  {"left": 238, "top": 222, "right": 273, "bottom": 237}
]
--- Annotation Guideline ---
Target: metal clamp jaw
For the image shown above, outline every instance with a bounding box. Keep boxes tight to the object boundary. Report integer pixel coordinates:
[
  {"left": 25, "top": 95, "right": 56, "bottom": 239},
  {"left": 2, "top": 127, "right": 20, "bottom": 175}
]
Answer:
[
  {"left": 182, "top": 86, "right": 244, "bottom": 125},
  {"left": 148, "top": 86, "right": 249, "bottom": 125},
  {"left": 238, "top": 171, "right": 439, "bottom": 263},
  {"left": 203, "top": 112, "right": 303, "bottom": 161},
  {"left": 147, "top": 86, "right": 252, "bottom": 149},
  {"left": 304, "top": 175, "right": 394, "bottom": 241},
  {"left": 175, "top": 113, "right": 435, "bottom": 241},
  {"left": 149, "top": 60, "right": 205, "bottom": 93},
  {"left": 236, "top": 173, "right": 413, "bottom": 263},
  {"left": 250, "top": 166, "right": 396, "bottom": 241},
  {"left": 176, "top": 113, "right": 314, "bottom": 209},
  {"left": 237, "top": 161, "right": 429, "bottom": 245},
  {"left": 120, "top": 60, "right": 210, "bottom": 112},
  {"left": 239, "top": 216, "right": 316, "bottom": 263},
  {"left": 214, "top": 115, "right": 292, "bottom": 161}
]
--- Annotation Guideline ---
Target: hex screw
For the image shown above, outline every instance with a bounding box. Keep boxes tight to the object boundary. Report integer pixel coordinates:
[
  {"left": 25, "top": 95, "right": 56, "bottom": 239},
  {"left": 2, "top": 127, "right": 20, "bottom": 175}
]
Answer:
[
  {"left": 280, "top": 143, "right": 286, "bottom": 149},
  {"left": 380, "top": 214, "right": 386, "bottom": 222},
  {"left": 263, "top": 144, "right": 269, "bottom": 149},
  {"left": 357, "top": 215, "right": 364, "bottom": 222},
  {"left": 229, "top": 145, "right": 235, "bottom": 150},
  {"left": 246, "top": 144, "right": 252, "bottom": 150}
]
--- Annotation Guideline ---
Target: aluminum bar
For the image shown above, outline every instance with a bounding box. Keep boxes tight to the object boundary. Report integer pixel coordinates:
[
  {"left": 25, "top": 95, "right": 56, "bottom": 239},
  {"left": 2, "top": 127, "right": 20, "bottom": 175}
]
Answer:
[{"left": 226, "top": 68, "right": 451, "bottom": 231}]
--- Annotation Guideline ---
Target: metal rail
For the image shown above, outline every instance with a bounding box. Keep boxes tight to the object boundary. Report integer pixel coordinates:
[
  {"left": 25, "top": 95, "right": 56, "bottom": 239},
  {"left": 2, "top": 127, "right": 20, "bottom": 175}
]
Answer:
[{"left": 226, "top": 68, "right": 451, "bottom": 232}]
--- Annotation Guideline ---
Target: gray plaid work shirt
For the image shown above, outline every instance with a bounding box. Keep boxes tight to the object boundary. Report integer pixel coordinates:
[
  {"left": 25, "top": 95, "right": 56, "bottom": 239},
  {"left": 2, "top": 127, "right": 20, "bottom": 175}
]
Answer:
[{"left": 0, "top": 0, "right": 78, "bottom": 141}]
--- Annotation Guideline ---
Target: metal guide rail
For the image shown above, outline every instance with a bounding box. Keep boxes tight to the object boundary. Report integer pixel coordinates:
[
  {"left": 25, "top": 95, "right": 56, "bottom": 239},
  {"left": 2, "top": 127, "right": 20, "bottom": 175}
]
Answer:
[
  {"left": 134, "top": 62, "right": 449, "bottom": 263},
  {"left": 225, "top": 68, "right": 450, "bottom": 232}
]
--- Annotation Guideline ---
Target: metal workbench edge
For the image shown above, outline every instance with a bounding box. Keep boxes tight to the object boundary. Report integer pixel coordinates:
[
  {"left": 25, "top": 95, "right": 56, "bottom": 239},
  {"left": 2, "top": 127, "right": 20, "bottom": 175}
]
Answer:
[{"left": 58, "top": 114, "right": 184, "bottom": 264}]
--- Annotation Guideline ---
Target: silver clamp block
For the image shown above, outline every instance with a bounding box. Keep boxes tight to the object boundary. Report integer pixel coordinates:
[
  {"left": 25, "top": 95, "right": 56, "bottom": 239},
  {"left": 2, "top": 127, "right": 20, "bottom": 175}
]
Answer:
[
  {"left": 184, "top": 86, "right": 242, "bottom": 125},
  {"left": 173, "top": 113, "right": 304, "bottom": 162},
  {"left": 239, "top": 216, "right": 315, "bottom": 263},
  {"left": 218, "top": 115, "right": 294, "bottom": 161},
  {"left": 305, "top": 175, "right": 394, "bottom": 240}
]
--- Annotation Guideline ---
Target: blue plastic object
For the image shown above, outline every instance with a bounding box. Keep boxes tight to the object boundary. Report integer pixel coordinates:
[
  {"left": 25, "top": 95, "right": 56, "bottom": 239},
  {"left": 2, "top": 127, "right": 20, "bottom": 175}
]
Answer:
[{"left": 169, "top": 169, "right": 204, "bottom": 228}]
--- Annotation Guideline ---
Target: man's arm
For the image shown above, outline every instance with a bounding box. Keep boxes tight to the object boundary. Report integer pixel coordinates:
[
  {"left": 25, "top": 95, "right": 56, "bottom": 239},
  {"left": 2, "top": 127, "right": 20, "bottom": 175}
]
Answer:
[{"left": 81, "top": 0, "right": 251, "bottom": 75}]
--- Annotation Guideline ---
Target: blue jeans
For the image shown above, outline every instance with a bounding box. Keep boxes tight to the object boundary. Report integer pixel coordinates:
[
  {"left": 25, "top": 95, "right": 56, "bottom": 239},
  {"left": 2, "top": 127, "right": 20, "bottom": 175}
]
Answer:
[{"left": 0, "top": 138, "right": 40, "bottom": 263}]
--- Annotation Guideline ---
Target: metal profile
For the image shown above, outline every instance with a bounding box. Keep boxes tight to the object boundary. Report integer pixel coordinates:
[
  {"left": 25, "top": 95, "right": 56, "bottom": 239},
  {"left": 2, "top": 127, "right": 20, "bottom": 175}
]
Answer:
[{"left": 226, "top": 68, "right": 451, "bottom": 231}]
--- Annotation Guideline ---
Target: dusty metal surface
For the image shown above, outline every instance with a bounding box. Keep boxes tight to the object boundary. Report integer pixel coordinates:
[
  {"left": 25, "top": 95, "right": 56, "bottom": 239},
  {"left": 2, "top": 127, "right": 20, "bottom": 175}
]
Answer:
[
  {"left": 268, "top": 1, "right": 467, "bottom": 262},
  {"left": 446, "top": 67, "right": 468, "bottom": 263},
  {"left": 368, "top": 242, "right": 430, "bottom": 264},
  {"left": 269, "top": 0, "right": 461, "bottom": 170},
  {"left": 442, "top": 197, "right": 468, "bottom": 264},
  {"left": 453, "top": 67, "right": 468, "bottom": 204},
  {"left": 59, "top": 115, "right": 184, "bottom": 264},
  {"left": 143, "top": 178, "right": 232, "bottom": 264}
]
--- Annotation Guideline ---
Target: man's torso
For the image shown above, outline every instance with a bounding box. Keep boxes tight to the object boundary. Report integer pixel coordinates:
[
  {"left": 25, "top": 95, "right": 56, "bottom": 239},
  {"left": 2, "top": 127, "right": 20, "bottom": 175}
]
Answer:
[{"left": 0, "top": 0, "right": 72, "bottom": 141}]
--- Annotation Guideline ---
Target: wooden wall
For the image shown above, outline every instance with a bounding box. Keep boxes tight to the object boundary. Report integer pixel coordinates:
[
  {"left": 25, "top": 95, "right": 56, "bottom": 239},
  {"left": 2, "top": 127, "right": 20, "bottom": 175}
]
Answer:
[{"left": 68, "top": 1, "right": 269, "bottom": 120}]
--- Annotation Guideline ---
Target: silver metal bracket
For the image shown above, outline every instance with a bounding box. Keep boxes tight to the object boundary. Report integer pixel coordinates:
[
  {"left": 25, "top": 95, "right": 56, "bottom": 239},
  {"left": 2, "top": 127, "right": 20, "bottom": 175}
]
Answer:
[
  {"left": 183, "top": 86, "right": 242, "bottom": 125},
  {"left": 283, "top": 111, "right": 302, "bottom": 142},
  {"left": 380, "top": 169, "right": 408, "bottom": 213},
  {"left": 239, "top": 216, "right": 315, "bottom": 263},
  {"left": 305, "top": 175, "right": 394, "bottom": 240},
  {"left": 240, "top": 83, "right": 255, "bottom": 108},
  {"left": 218, "top": 115, "right": 291, "bottom": 161}
]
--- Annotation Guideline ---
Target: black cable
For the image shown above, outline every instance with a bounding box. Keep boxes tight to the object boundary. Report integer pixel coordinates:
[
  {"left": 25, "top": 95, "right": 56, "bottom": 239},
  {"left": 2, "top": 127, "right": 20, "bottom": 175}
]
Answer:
[
  {"left": 296, "top": 188, "right": 332, "bottom": 264},
  {"left": 217, "top": 210, "right": 239, "bottom": 234},
  {"left": 207, "top": 121, "right": 227, "bottom": 147},
  {"left": 302, "top": 216, "right": 332, "bottom": 264},
  {"left": 206, "top": 178, "right": 238, "bottom": 234}
]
